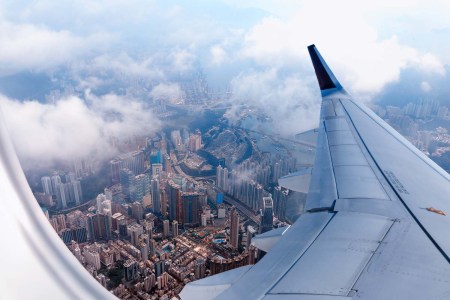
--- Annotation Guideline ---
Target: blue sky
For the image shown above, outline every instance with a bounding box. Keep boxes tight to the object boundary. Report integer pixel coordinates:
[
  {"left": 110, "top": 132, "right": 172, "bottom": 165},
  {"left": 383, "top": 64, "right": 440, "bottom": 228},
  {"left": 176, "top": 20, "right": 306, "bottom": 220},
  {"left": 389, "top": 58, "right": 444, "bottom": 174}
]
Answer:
[{"left": 1, "top": 0, "right": 450, "bottom": 167}]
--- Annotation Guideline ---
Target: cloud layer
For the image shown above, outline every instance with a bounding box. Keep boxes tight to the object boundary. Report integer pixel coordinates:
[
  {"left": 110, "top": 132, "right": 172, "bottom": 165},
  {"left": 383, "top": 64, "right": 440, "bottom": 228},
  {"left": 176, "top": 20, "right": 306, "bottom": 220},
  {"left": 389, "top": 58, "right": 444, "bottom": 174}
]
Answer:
[
  {"left": 0, "top": 93, "right": 160, "bottom": 169},
  {"left": 1, "top": 0, "right": 450, "bottom": 169}
]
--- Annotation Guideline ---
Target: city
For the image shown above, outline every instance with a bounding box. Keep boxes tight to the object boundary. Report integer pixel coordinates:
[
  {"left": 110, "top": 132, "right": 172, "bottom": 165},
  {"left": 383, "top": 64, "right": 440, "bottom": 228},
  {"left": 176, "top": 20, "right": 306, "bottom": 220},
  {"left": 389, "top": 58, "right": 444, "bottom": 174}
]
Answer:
[
  {"left": 27, "top": 83, "right": 450, "bottom": 299},
  {"left": 31, "top": 96, "right": 297, "bottom": 299},
  {"left": 2, "top": 2, "right": 450, "bottom": 299}
]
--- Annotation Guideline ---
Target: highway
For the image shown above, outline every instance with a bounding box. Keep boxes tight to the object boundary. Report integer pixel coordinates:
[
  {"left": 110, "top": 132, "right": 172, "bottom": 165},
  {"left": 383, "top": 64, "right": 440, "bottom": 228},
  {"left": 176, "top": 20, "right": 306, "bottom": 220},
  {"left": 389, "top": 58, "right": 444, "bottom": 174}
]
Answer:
[{"left": 223, "top": 193, "right": 260, "bottom": 225}]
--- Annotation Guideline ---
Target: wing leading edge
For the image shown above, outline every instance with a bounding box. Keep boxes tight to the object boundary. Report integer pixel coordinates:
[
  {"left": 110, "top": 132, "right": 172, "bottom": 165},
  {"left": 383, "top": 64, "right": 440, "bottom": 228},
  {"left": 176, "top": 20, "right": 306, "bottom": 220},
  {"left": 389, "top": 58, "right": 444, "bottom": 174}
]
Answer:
[{"left": 180, "top": 45, "right": 450, "bottom": 299}]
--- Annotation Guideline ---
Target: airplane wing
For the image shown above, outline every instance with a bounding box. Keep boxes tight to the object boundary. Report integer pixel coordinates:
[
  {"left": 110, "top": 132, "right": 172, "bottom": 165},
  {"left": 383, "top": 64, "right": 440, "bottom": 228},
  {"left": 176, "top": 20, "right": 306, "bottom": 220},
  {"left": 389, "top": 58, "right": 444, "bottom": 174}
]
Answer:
[
  {"left": 0, "top": 107, "right": 116, "bottom": 297},
  {"left": 180, "top": 45, "right": 450, "bottom": 299}
]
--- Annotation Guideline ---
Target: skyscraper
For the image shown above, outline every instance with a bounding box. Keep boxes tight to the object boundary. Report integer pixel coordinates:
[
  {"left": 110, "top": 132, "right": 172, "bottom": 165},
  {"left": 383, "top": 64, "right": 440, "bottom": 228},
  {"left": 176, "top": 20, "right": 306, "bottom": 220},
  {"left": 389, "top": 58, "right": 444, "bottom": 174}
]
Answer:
[
  {"left": 129, "top": 223, "right": 144, "bottom": 246},
  {"left": 194, "top": 259, "right": 206, "bottom": 279},
  {"left": 113, "top": 150, "right": 145, "bottom": 176},
  {"left": 230, "top": 207, "right": 239, "bottom": 249},
  {"left": 71, "top": 181, "right": 83, "bottom": 205},
  {"left": 124, "top": 259, "right": 139, "bottom": 282},
  {"left": 96, "top": 194, "right": 106, "bottom": 213},
  {"left": 120, "top": 168, "right": 135, "bottom": 200},
  {"left": 172, "top": 220, "right": 179, "bottom": 237},
  {"left": 51, "top": 175, "right": 62, "bottom": 195},
  {"left": 168, "top": 179, "right": 182, "bottom": 222},
  {"left": 163, "top": 220, "right": 169, "bottom": 237},
  {"left": 131, "top": 201, "right": 144, "bottom": 221},
  {"left": 181, "top": 193, "right": 201, "bottom": 226},
  {"left": 261, "top": 196, "right": 274, "bottom": 233},
  {"left": 56, "top": 183, "right": 70, "bottom": 208},
  {"left": 151, "top": 177, "right": 161, "bottom": 214},
  {"left": 149, "top": 239, "right": 156, "bottom": 257},
  {"left": 86, "top": 213, "right": 111, "bottom": 241},
  {"left": 133, "top": 173, "right": 150, "bottom": 202},
  {"left": 41, "top": 176, "right": 53, "bottom": 195},
  {"left": 216, "top": 165, "right": 228, "bottom": 191},
  {"left": 154, "top": 260, "right": 166, "bottom": 277}
]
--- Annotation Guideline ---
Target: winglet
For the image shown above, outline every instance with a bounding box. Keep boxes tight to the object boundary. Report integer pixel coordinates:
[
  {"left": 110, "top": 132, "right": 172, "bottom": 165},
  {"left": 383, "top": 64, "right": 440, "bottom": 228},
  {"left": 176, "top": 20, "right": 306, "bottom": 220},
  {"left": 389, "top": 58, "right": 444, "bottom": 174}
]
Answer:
[{"left": 307, "top": 44, "right": 342, "bottom": 91}]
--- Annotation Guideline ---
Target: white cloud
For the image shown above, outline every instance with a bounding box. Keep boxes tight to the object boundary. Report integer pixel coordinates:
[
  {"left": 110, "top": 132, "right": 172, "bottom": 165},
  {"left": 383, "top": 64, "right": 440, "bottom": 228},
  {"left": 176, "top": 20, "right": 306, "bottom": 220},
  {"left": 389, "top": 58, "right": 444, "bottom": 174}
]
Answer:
[
  {"left": 230, "top": 69, "right": 320, "bottom": 136},
  {"left": 239, "top": 2, "right": 446, "bottom": 96},
  {"left": 169, "top": 49, "right": 196, "bottom": 74},
  {"left": 150, "top": 83, "right": 184, "bottom": 103},
  {"left": 0, "top": 93, "right": 161, "bottom": 169},
  {"left": 421, "top": 81, "right": 432, "bottom": 92},
  {"left": 0, "top": 21, "right": 114, "bottom": 74},
  {"left": 210, "top": 45, "right": 228, "bottom": 66}
]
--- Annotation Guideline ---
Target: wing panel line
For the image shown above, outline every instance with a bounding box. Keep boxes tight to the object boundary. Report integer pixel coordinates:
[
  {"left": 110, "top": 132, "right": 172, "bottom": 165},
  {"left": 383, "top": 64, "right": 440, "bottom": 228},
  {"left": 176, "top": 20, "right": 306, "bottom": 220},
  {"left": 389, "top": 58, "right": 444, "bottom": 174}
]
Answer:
[{"left": 341, "top": 99, "right": 450, "bottom": 264}]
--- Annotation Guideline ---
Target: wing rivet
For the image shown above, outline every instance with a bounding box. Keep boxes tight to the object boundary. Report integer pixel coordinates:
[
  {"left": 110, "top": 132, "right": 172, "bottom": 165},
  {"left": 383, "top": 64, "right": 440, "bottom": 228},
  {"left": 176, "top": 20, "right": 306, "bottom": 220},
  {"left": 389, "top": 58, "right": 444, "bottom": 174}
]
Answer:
[{"left": 426, "top": 207, "right": 446, "bottom": 216}]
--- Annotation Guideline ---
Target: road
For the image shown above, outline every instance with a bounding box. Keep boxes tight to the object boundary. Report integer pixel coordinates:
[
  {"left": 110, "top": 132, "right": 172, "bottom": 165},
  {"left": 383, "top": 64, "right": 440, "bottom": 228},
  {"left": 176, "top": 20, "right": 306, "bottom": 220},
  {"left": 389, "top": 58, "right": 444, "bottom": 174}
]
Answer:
[{"left": 223, "top": 194, "right": 260, "bottom": 224}]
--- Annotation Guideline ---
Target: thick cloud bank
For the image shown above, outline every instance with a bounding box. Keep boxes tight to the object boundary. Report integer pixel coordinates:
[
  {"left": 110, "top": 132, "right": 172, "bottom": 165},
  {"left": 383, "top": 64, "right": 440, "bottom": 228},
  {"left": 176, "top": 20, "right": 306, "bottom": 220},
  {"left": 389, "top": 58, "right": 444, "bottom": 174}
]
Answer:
[{"left": 0, "top": 93, "right": 160, "bottom": 169}]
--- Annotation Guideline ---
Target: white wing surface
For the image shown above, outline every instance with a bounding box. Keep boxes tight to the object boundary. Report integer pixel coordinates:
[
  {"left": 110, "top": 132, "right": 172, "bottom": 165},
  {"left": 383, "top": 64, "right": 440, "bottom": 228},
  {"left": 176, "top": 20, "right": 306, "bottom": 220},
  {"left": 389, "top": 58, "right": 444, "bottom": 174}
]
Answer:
[
  {"left": 0, "top": 105, "right": 116, "bottom": 298},
  {"left": 180, "top": 45, "right": 450, "bottom": 300}
]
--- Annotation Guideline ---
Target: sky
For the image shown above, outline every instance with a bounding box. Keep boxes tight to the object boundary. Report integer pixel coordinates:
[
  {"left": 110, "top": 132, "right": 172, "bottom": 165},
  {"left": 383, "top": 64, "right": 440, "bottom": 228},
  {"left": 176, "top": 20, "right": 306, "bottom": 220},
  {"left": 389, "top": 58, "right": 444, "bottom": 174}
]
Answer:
[{"left": 1, "top": 0, "right": 450, "bottom": 168}]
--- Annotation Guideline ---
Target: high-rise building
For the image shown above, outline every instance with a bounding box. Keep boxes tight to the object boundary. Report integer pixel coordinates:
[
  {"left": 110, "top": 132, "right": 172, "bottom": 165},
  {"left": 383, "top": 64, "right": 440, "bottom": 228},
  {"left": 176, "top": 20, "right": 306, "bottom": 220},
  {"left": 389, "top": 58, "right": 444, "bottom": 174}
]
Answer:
[
  {"left": 151, "top": 177, "right": 161, "bottom": 214},
  {"left": 144, "top": 274, "right": 156, "bottom": 292},
  {"left": 149, "top": 239, "right": 156, "bottom": 257},
  {"left": 151, "top": 163, "right": 162, "bottom": 177},
  {"left": 181, "top": 193, "right": 201, "bottom": 226},
  {"left": 157, "top": 272, "right": 169, "bottom": 290},
  {"left": 71, "top": 181, "right": 83, "bottom": 205},
  {"left": 96, "top": 194, "right": 106, "bottom": 213},
  {"left": 140, "top": 242, "right": 149, "bottom": 261},
  {"left": 154, "top": 260, "right": 166, "bottom": 277},
  {"left": 261, "top": 196, "right": 274, "bottom": 233},
  {"left": 83, "top": 246, "right": 101, "bottom": 271},
  {"left": 163, "top": 220, "right": 169, "bottom": 237},
  {"left": 56, "top": 183, "right": 70, "bottom": 208},
  {"left": 172, "top": 220, "right": 178, "bottom": 237},
  {"left": 51, "top": 175, "right": 62, "bottom": 195},
  {"left": 41, "top": 176, "right": 53, "bottom": 195},
  {"left": 128, "top": 223, "right": 144, "bottom": 246},
  {"left": 124, "top": 259, "right": 138, "bottom": 282},
  {"left": 110, "top": 159, "right": 122, "bottom": 183},
  {"left": 86, "top": 213, "right": 111, "bottom": 241},
  {"left": 160, "top": 189, "right": 168, "bottom": 216},
  {"left": 60, "top": 228, "right": 73, "bottom": 244},
  {"left": 194, "top": 258, "right": 206, "bottom": 279},
  {"left": 216, "top": 165, "right": 229, "bottom": 191},
  {"left": 56, "top": 214, "right": 67, "bottom": 231},
  {"left": 120, "top": 168, "right": 135, "bottom": 200},
  {"left": 164, "top": 154, "right": 172, "bottom": 174},
  {"left": 131, "top": 201, "right": 144, "bottom": 221},
  {"left": 71, "top": 226, "right": 88, "bottom": 243},
  {"left": 97, "top": 274, "right": 107, "bottom": 288},
  {"left": 246, "top": 225, "right": 257, "bottom": 249},
  {"left": 133, "top": 174, "right": 150, "bottom": 202},
  {"left": 230, "top": 207, "right": 239, "bottom": 249},
  {"left": 116, "top": 151, "right": 145, "bottom": 176},
  {"left": 168, "top": 180, "right": 182, "bottom": 222},
  {"left": 273, "top": 186, "right": 288, "bottom": 221},
  {"left": 272, "top": 162, "right": 282, "bottom": 183},
  {"left": 188, "top": 133, "right": 202, "bottom": 152}
]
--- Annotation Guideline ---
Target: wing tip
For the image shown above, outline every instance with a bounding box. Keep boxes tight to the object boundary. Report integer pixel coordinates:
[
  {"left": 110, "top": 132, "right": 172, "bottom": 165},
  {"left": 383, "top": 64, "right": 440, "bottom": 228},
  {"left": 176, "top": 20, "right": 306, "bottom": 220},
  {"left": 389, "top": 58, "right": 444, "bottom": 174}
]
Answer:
[{"left": 307, "top": 44, "right": 341, "bottom": 91}]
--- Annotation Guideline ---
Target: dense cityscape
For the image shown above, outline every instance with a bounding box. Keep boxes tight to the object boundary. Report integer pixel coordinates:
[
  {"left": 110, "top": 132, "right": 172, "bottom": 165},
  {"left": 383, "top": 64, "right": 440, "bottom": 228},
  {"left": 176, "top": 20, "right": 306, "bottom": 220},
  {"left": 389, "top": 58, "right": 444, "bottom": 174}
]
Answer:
[
  {"left": 2, "top": 1, "right": 450, "bottom": 299},
  {"left": 30, "top": 84, "right": 299, "bottom": 299}
]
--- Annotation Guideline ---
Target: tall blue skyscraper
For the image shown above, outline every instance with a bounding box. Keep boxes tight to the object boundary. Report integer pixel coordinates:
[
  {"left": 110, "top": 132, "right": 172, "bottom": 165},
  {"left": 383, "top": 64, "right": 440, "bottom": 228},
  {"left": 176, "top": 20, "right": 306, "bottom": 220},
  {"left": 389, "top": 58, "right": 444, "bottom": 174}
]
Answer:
[
  {"left": 151, "top": 177, "right": 161, "bottom": 214},
  {"left": 120, "top": 168, "right": 135, "bottom": 200}
]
